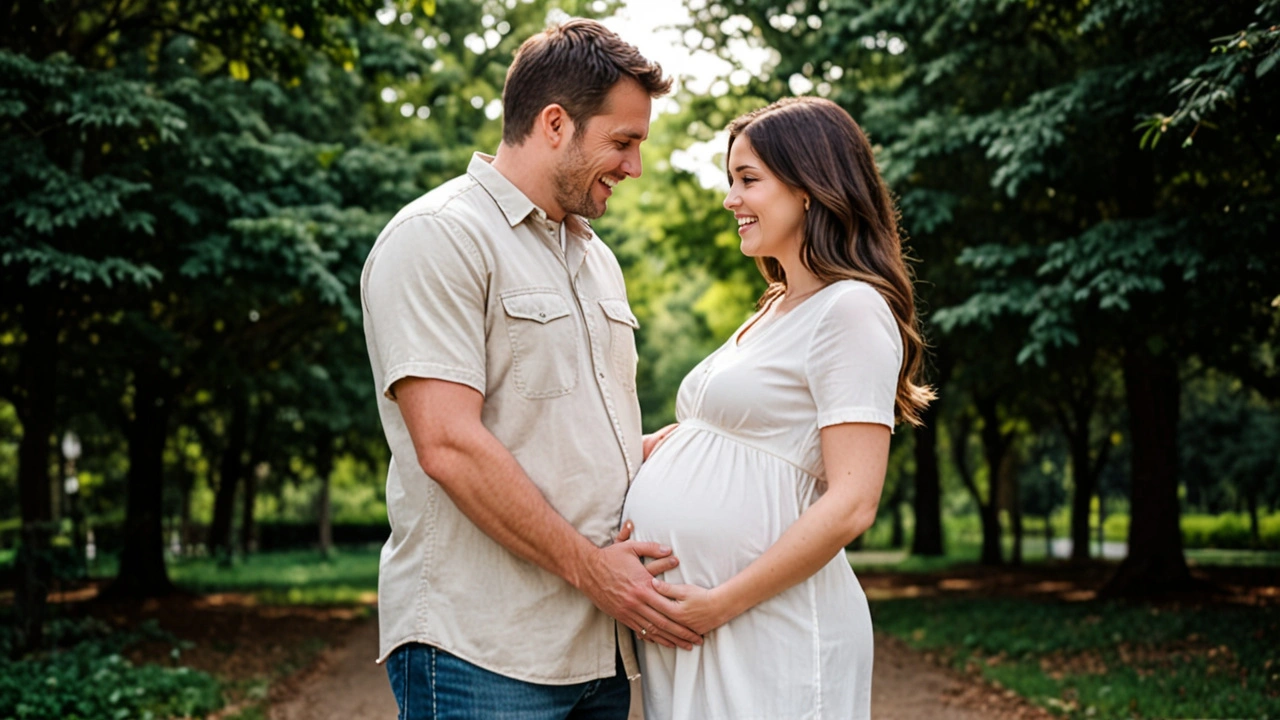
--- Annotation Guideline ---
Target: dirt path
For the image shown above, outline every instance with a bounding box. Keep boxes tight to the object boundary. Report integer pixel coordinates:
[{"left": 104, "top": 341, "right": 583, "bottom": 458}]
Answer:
[
  {"left": 268, "top": 620, "right": 1051, "bottom": 719},
  {"left": 268, "top": 618, "right": 397, "bottom": 720}
]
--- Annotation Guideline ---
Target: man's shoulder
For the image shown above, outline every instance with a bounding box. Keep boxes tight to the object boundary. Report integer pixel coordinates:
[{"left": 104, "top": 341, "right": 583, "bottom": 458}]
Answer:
[
  {"left": 362, "top": 174, "right": 497, "bottom": 286},
  {"left": 380, "top": 173, "right": 486, "bottom": 237}
]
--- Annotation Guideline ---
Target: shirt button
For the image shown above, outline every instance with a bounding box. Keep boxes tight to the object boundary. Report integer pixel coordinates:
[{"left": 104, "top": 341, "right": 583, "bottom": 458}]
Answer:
[
  {"left": 538, "top": 312, "right": 546, "bottom": 319},
  {"left": 598, "top": 373, "right": 606, "bottom": 379}
]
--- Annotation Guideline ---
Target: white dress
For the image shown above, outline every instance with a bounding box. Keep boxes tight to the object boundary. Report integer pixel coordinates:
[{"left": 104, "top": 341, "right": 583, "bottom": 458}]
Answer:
[{"left": 622, "top": 280, "right": 903, "bottom": 720}]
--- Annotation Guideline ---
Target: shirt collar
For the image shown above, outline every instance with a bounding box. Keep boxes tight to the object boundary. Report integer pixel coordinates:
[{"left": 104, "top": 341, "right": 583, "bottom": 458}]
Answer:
[{"left": 467, "top": 152, "right": 593, "bottom": 241}]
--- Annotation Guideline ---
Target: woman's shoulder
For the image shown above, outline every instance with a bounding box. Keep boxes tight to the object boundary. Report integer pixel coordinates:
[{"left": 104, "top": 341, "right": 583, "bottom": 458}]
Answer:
[
  {"left": 821, "top": 279, "right": 893, "bottom": 317},
  {"left": 811, "top": 279, "right": 900, "bottom": 350}
]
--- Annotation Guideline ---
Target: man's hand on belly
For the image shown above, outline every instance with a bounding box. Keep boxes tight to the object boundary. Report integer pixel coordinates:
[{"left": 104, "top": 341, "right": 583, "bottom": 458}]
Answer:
[
  {"left": 614, "top": 520, "right": 678, "bottom": 575},
  {"left": 574, "top": 540, "right": 704, "bottom": 651}
]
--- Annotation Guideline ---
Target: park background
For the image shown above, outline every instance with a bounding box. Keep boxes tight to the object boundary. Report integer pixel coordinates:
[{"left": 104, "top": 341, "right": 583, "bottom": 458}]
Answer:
[{"left": 1, "top": 0, "right": 1277, "bottom": 718}]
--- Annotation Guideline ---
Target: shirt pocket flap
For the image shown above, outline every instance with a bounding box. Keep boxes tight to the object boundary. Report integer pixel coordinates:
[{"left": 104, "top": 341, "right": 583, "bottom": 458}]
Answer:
[
  {"left": 599, "top": 298, "right": 639, "bottom": 329},
  {"left": 501, "top": 291, "right": 572, "bottom": 324}
]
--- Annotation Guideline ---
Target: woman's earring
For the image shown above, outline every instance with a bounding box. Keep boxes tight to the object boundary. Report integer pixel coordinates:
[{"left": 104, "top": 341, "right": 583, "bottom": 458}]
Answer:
[{"left": 804, "top": 197, "right": 811, "bottom": 212}]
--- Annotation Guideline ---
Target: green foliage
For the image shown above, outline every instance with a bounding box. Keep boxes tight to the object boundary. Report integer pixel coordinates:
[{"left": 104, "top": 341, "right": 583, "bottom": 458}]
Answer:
[
  {"left": 1143, "top": 0, "right": 1280, "bottom": 146},
  {"left": 0, "top": 618, "right": 222, "bottom": 719},
  {"left": 0, "top": 401, "right": 16, "bottom": 514},
  {"left": 1180, "top": 373, "right": 1280, "bottom": 516},
  {"left": 0, "top": 49, "right": 176, "bottom": 289},
  {"left": 874, "top": 597, "right": 1280, "bottom": 718},
  {"left": 594, "top": 96, "right": 766, "bottom": 428}
]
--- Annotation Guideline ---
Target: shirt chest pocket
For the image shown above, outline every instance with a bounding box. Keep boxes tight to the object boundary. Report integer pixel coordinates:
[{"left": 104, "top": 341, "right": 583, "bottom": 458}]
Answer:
[
  {"left": 501, "top": 289, "right": 579, "bottom": 399},
  {"left": 599, "top": 298, "right": 639, "bottom": 391}
]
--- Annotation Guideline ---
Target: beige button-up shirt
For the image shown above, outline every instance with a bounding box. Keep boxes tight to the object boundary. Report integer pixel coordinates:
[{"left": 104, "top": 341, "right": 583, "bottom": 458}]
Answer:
[{"left": 361, "top": 153, "right": 644, "bottom": 684}]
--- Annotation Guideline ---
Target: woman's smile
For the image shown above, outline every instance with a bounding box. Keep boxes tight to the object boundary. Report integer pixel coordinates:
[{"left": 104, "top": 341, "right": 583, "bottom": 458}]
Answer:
[{"left": 723, "top": 135, "right": 806, "bottom": 257}]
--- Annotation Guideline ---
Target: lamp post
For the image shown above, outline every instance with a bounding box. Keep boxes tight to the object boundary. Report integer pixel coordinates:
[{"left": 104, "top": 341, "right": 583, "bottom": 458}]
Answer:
[{"left": 61, "top": 431, "right": 84, "bottom": 576}]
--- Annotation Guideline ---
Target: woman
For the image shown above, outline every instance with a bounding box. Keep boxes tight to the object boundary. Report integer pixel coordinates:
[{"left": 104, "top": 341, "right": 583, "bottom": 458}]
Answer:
[{"left": 621, "top": 97, "right": 934, "bottom": 720}]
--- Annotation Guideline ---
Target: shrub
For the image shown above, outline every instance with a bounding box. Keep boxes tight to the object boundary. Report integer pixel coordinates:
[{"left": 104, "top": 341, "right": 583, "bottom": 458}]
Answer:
[
  {"left": 1103, "top": 514, "right": 1129, "bottom": 542},
  {"left": 1182, "top": 513, "right": 1252, "bottom": 549},
  {"left": 1100, "top": 512, "right": 1279, "bottom": 550},
  {"left": 0, "top": 619, "right": 222, "bottom": 719}
]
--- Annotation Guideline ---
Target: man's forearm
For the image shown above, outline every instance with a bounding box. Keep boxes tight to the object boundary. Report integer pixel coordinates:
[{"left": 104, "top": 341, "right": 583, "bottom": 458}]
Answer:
[{"left": 419, "top": 422, "right": 599, "bottom": 587}]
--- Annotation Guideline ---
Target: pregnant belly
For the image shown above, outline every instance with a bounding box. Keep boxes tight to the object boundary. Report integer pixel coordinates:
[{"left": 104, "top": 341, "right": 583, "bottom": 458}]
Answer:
[{"left": 621, "top": 427, "right": 812, "bottom": 587}]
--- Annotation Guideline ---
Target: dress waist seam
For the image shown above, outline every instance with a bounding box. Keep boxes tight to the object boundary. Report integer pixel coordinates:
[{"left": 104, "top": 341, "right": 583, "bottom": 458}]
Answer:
[{"left": 679, "top": 419, "right": 817, "bottom": 478}]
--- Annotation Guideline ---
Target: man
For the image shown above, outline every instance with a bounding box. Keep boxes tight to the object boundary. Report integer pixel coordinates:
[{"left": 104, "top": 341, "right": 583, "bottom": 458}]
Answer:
[{"left": 361, "top": 18, "right": 696, "bottom": 720}]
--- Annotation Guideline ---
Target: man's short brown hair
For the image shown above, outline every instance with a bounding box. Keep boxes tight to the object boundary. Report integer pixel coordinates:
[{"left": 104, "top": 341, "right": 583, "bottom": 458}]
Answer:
[{"left": 502, "top": 18, "right": 671, "bottom": 145}]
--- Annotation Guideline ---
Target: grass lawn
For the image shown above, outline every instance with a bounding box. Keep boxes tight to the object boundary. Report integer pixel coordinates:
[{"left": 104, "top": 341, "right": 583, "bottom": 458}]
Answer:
[
  {"left": 872, "top": 596, "right": 1279, "bottom": 718},
  {"left": 1, "top": 548, "right": 381, "bottom": 720},
  {"left": 1186, "top": 548, "right": 1280, "bottom": 567},
  {"left": 5, "top": 541, "right": 1277, "bottom": 719},
  {"left": 167, "top": 546, "right": 381, "bottom": 605},
  {"left": 848, "top": 541, "right": 1280, "bottom": 574}
]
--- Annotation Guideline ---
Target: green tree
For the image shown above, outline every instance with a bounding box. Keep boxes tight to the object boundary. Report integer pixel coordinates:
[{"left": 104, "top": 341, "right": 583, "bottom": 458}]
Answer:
[
  {"left": 1, "top": 0, "right": 397, "bottom": 620},
  {"left": 916, "top": 0, "right": 1279, "bottom": 594},
  {"left": 1180, "top": 372, "right": 1280, "bottom": 545},
  {"left": 3, "top": 0, "right": 627, "bottom": 622},
  {"left": 689, "top": 1, "right": 1278, "bottom": 593}
]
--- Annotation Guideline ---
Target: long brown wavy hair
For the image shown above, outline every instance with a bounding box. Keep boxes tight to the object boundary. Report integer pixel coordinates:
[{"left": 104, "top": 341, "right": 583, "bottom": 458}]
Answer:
[{"left": 727, "top": 97, "right": 935, "bottom": 426}]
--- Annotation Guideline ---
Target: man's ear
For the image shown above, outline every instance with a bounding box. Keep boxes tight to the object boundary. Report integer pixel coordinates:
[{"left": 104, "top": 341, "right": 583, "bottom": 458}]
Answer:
[{"left": 538, "top": 104, "right": 575, "bottom": 149}]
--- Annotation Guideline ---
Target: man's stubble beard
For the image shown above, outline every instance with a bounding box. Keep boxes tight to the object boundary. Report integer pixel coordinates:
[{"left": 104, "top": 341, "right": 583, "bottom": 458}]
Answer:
[{"left": 551, "top": 133, "right": 605, "bottom": 220}]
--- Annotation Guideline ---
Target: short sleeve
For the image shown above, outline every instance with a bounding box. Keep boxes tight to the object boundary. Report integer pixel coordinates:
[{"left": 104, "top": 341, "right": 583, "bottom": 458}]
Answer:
[
  {"left": 806, "top": 283, "right": 903, "bottom": 431},
  {"left": 362, "top": 213, "right": 488, "bottom": 400}
]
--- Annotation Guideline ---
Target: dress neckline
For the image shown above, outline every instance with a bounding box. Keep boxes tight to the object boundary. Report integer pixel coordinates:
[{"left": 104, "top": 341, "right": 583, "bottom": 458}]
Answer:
[{"left": 733, "top": 282, "right": 837, "bottom": 347}]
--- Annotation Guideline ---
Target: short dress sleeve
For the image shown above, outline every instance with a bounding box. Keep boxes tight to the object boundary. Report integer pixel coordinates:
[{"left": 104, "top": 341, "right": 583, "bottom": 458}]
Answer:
[{"left": 806, "top": 282, "right": 904, "bottom": 431}]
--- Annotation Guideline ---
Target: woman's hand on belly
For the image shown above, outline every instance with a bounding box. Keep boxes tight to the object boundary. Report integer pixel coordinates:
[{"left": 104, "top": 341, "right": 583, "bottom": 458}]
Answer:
[
  {"left": 641, "top": 423, "right": 679, "bottom": 462},
  {"left": 650, "top": 578, "right": 734, "bottom": 637}
]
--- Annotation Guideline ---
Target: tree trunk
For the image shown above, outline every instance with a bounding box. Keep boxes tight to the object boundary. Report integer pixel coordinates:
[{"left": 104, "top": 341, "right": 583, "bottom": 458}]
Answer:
[
  {"left": 108, "top": 362, "right": 175, "bottom": 599},
  {"left": 1045, "top": 509, "right": 1054, "bottom": 560},
  {"left": 1006, "top": 452, "right": 1023, "bottom": 566},
  {"left": 1068, "top": 436, "right": 1097, "bottom": 562},
  {"left": 976, "top": 396, "right": 1014, "bottom": 566},
  {"left": 239, "top": 464, "right": 258, "bottom": 556},
  {"left": 977, "top": 502, "right": 1002, "bottom": 566},
  {"left": 1102, "top": 343, "right": 1196, "bottom": 596},
  {"left": 1059, "top": 391, "right": 1111, "bottom": 563},
  {"left": 177, "top": 460, "right": 194, "bottom": 556},
  {"left": 888, "top": 478, "right": 905, "bottom": 550},
  {"left": 951, "top": 410, "right": 1003, "bottom": 566},
  {"left": 910, "top": 400, "right": 944, "bottom": 556},
  {"left": 1097, "top": 495, "right": 1106, "bottom": 558},
  {"left": 13, "top": 295, "right": 58, "bottom": 655},
  {"left": 209, "top": 389, "right": 248, "bottom": 559},
  {"left": 316, "top": 434, "right": 335, "bottom": 556},
  {"left": 1246, "top": 491, "right": 1260, "bottom": 549},
  {"left": 238, "top": 402, "right": 270, "bottom": 556}
]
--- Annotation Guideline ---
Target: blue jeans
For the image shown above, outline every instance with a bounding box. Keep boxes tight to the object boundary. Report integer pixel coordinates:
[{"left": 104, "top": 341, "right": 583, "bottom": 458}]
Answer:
[{"left": 385, "top": 643, "right": 631, "bottom": 720}]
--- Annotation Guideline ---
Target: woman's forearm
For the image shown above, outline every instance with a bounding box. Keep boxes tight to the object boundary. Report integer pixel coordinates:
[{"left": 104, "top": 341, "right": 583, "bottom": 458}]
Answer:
[
  {"left": 712, "top": 487, "right": 876, "bottom": 623},
  {"left": 650, "top": 423, "right": 889, "bottom": 637},
  {"left": 653, "top": 486, "right": 877, "bottom": 634}
]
